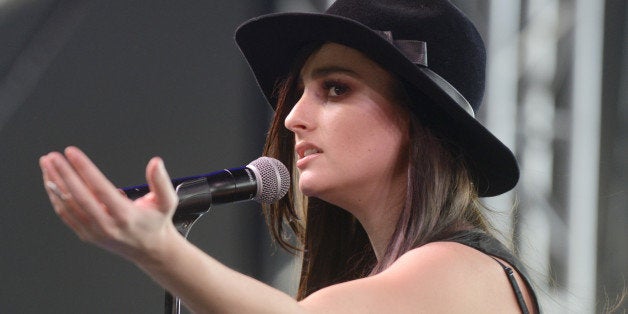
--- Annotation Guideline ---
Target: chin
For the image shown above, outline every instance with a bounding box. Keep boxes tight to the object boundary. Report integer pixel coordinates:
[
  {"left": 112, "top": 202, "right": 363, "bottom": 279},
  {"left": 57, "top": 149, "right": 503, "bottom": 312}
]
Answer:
[
  {"left": 298, "top": 183, "right": 318, "bottom": 198},
  {"left": 297, "top": 176, "right": 324, "bottom": 198}
]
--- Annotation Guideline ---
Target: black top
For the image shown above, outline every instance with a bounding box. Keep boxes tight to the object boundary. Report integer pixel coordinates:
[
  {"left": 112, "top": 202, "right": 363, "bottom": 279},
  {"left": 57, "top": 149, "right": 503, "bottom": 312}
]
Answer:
[{"left": 447, "top": 230, "right": 540, "bottom": 313}]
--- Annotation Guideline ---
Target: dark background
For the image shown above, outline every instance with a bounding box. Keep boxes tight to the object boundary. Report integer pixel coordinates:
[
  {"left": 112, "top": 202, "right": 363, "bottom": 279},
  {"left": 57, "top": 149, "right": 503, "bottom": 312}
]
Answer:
[
  {"left": 0, "top": 1, "right": 292, "bottom": 313},
  {"left": 1, "top": 0, "right": 625, "bottom": 313}
]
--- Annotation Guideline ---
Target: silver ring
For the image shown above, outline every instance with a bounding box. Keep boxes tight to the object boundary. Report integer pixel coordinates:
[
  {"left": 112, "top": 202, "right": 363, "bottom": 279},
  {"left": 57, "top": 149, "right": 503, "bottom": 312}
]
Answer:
[{"left": 46, "top": 181, "right": 71, "bottom": 201}]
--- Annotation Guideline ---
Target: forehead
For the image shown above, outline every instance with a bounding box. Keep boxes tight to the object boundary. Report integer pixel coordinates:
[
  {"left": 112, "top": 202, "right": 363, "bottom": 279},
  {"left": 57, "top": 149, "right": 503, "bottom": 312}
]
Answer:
[{"left": 299, "top": 43, "right": 395, "bottom": 82}]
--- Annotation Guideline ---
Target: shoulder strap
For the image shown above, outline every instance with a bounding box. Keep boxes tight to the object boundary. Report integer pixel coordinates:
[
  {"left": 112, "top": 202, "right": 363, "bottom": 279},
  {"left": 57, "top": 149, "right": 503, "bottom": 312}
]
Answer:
[
  {"left": 490, "top": 256, "right": 531, "bottom": 314},
  {"left": 445, "top": 230, "right": 540, "bottom": 313}
]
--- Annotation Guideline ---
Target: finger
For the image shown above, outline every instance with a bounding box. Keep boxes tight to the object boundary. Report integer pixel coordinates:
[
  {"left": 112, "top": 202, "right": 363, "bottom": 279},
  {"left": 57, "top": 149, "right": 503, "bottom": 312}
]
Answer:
[
  {"left": 46, "top": 181, "right": 71, "bottom": 201},
  {"left": 49, "top": 149, "right": 116, "bottom": 229},
  {"left": 40, "top": 154, "right": 92, "bottom": 237},
  {"left": 51, "top": 194, "right": 94, "bottom": 242},
  {"left": 146, "top": 157, "right": 178, "bottom": 214},
  {"left": 62, "top": 146, "right": 130, "bottom": 221}
]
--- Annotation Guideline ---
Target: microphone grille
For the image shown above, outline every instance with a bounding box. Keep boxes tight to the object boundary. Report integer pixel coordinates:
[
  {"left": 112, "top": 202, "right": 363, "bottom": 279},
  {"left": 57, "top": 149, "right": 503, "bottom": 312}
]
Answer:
[{"left": 247, "top": 157, "right": 290, "bottom": 204}]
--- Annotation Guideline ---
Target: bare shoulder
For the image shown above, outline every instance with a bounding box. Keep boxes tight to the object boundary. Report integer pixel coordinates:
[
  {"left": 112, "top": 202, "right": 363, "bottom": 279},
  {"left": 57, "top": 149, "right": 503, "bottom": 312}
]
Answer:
[
  {"left": 393, "top": 240, "right": 492, "bottom": 272},
  {"left": 301, "top": 241, "right": 535, "bottom": 313},
  {"left": 387, "top": 241, "right": 534, "bottom": 313}
]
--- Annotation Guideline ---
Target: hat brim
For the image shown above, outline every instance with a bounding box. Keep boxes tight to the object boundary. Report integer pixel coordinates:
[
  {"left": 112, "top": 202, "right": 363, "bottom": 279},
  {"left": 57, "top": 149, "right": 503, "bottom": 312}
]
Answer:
[{"left": 235, "top": 12, "right": 518, "bottom": 197}]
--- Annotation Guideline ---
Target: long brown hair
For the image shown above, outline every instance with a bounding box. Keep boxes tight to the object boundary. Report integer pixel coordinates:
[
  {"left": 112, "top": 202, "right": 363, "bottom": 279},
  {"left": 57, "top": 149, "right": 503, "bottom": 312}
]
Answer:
[{"left": 261, "top": 45, "right": 492, "bottom": 300}]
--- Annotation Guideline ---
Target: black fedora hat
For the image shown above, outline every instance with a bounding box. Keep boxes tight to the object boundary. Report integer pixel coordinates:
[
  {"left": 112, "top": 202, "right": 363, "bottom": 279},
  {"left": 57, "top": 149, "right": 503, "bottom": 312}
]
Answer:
[{"left": 235, "top": 0, "right": 519, "bottom": 197}]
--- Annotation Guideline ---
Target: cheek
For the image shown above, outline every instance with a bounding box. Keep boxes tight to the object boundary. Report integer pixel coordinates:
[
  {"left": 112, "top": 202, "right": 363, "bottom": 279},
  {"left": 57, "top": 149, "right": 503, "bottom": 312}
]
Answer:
[
  {"left": 343, "top": 111, "right": 407, "bottom": 156},
  {"left": 363, "top": 121, "right": 408, "bottom": 176},
  {"left": 331, "top": 121, "right": 407, "bottom": 181}
]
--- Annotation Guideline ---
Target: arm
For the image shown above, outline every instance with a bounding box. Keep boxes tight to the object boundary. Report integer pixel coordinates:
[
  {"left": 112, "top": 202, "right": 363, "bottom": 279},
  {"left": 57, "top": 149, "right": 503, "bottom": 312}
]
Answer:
[{"left": 40, "top": 146, "right": 302, "bottom": 313}]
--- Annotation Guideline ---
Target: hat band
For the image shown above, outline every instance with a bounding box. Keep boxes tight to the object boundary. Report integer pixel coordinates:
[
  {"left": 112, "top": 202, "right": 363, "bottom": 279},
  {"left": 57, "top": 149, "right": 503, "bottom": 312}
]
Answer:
[
  {"left": 374, "top": 30, "right": 428, "bottom": 67},
  {"left": 374, "top": 30, "right": 475, "bottom": 118}
]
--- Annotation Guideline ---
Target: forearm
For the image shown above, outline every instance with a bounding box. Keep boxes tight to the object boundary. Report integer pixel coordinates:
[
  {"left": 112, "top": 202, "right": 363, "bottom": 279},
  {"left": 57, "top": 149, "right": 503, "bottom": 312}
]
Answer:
[
  {"left": 40, "top": 148, "right": 303, "bottom": 313},
  {"left": 134, "top": 226, "right": 304, "bottom": 314}
]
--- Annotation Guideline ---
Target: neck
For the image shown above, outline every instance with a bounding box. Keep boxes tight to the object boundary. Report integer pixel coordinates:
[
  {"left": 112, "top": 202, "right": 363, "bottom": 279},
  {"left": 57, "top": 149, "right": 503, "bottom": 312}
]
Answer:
[
  {"left": 331, "top": 181, "right": 407, "bottom": 262},
  {"left": 360, "top": 196, "right": 405, "bottom": 262}
]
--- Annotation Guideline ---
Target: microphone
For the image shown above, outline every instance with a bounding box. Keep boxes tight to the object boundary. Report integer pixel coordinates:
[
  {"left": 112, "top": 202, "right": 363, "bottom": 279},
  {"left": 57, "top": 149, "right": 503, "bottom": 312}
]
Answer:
[{"left": 122, "top": 157, "right": 290, "bottom": 218}]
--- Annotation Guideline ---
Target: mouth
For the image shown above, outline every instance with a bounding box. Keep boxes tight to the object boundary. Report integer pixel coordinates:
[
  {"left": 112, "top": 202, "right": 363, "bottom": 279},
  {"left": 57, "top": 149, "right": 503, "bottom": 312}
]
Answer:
[
  {"left": 302, "top": 148, "right": 320, "bottom": 158},
  {"left": 296, "top": 143, "right": 322, "bottom": 160}
]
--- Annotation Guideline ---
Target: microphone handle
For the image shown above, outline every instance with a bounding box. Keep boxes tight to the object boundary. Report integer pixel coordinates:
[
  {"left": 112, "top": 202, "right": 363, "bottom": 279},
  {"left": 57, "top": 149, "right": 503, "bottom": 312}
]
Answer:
[{"left": 122, "top": 167, "right": 258, "bottom": 217}]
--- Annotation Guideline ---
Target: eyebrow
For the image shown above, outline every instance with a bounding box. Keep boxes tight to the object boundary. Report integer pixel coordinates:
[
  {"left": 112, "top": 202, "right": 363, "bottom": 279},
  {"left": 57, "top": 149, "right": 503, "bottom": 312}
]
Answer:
[{"left": 305, "top": 65, "right": 360, "bottom": 80}]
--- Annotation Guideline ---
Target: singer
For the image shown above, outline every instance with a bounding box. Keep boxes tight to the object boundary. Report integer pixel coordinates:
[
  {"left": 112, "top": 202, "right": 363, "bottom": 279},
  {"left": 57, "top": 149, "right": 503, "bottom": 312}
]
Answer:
[{"left": 39, "top": 1, "right": 539, "bottom": 313}]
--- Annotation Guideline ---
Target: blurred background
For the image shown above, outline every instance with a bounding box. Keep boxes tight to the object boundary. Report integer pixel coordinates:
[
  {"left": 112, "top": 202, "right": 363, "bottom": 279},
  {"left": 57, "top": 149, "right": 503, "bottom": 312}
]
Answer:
[{"left": 0, "top": 0, "right": 625, "bottom": 313}]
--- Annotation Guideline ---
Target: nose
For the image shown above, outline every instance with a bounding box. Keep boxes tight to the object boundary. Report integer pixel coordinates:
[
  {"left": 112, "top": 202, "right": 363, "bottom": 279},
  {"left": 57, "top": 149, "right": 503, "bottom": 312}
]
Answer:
[{"left": 284, "top": 89, "right": 314, "bottom": 133}]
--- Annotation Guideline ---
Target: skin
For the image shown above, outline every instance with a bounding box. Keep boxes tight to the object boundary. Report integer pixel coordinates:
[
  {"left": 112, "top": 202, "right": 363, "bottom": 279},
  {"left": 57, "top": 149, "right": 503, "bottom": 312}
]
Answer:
[
  {"left": 39, "top": 43, "right": 536, "bottom": 313},
  {"left": 285, "top": 43, "right": 410, "bottom": 260}
]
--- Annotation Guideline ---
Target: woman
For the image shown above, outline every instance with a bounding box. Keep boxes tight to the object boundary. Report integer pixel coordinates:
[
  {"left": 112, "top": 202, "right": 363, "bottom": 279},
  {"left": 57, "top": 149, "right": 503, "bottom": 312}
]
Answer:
[{"left": 40, "top": 0, "right": 539, "bottom": 313}]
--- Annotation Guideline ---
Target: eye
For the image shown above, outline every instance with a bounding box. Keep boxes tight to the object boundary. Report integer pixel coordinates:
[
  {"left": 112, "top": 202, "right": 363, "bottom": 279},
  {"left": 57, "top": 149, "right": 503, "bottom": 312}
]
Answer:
[{"left": 323, "top": 80, "right": 350, "bottom": 97}]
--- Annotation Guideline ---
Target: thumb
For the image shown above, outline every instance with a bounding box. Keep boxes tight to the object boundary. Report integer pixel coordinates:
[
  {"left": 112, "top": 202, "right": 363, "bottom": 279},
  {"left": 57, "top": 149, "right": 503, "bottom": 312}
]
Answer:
[{"left": 146, "top": 157, "right": 178, "bottom": 214}]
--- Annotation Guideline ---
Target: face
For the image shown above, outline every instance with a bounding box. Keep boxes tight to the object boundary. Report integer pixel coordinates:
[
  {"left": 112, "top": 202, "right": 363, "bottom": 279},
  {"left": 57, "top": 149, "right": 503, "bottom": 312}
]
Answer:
[{"left": 284, "top": 43, "right": 410, "bottom": 210}]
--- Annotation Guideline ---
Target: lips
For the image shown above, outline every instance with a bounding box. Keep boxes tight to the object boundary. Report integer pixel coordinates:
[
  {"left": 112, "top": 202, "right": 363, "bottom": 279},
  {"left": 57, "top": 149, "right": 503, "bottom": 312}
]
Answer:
[
  {"left": 303, "top": 148, "right": 320, "bottom": 157},
  {"left": 295, "top": 142, "right": 322, "bottom": 159},
  {"left": 295, "top": 142, "right": 322, "bottom": 168}
]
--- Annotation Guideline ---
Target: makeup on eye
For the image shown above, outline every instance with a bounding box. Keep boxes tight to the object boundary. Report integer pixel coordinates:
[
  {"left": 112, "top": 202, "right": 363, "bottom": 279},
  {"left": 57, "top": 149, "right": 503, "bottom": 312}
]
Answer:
[
  {"left": 322, "top": 79, "right": 350, "bottom": 97},
  {"left": 299, "top": 64, "right": 361, "bottom": 99}
]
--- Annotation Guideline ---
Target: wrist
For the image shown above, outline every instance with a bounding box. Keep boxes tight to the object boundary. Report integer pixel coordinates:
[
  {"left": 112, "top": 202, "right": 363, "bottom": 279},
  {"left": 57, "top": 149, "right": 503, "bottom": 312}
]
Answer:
[{"left": 130, "top": 223, "right": 185, "bottom": 269}]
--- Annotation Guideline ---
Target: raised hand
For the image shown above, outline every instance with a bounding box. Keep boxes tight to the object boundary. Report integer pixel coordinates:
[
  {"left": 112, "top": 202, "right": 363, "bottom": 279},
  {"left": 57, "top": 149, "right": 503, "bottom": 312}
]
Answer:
[{"left": 40, "top": 146, "right": 180, "bottom": 263}]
